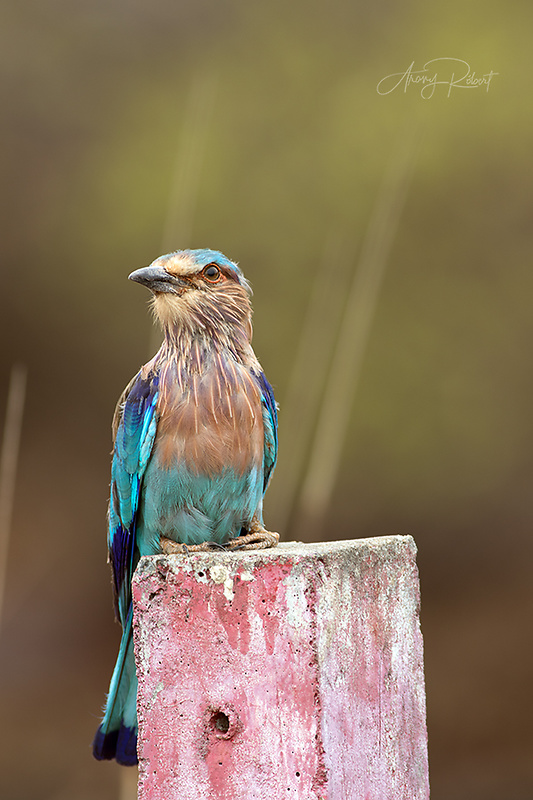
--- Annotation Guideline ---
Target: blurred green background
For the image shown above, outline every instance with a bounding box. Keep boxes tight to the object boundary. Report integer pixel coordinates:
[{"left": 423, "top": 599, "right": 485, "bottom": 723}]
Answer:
[{"left": 1, "top": 0, "right": 532, "bottom": 797}]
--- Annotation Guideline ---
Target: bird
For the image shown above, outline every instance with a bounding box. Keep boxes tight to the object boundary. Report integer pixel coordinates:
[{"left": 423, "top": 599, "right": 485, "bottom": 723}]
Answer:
[{"left": 92, "top": 248, "right": 278, "bottom": 766}]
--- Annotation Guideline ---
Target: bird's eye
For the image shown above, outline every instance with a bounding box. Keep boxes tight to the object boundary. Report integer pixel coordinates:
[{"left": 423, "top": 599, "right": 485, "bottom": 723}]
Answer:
[{"left": 203, "top": 264, "right": 221, "bottom": 282}]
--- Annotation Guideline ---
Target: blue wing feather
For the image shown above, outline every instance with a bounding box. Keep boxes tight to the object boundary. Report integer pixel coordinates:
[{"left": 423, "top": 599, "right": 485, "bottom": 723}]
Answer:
[
  {"left": 108, "top": 371, "right": 159, "bottom": 624},
  {"left": 254, "top": 370, "right": 278, "bottom": 492},
  {"left": 94, "top": 370, "right": 158, "bottom": 765}
]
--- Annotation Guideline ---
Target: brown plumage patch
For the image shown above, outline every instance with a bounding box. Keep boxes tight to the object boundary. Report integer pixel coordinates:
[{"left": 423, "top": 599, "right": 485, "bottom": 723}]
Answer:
[
  {"left": 142, "top": 252, "right": 266, "bottom": 478},
  {"left": 155, "top": 355, "right": 264, "bottom": 476}
]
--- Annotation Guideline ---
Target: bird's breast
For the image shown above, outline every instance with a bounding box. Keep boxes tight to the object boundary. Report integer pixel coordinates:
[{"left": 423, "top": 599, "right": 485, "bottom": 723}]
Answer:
[{"left": 153, "top": 355, "right": 264, "bottom": 476}]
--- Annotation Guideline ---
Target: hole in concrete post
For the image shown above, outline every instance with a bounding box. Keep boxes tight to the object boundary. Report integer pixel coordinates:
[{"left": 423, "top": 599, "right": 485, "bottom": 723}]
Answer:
[
  {"left": 205, "top": 704, "right": 241, "bottom": 741},
  {"left": 212, "top": 711, "right": 230, "bottom": 733}
]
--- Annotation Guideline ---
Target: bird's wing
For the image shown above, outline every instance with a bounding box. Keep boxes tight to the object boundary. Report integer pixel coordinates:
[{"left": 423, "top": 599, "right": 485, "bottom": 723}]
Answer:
[
  {"left": 255, "top": 370, "right": 278, "bottom": 492},
  {"left": 108, "top": 370, "right": 159, "bottom": 624}
]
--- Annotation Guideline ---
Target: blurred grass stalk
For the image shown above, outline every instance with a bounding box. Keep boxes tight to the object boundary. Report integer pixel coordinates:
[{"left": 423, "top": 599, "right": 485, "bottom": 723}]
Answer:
[
  {"left": 149, "top": 71, "right": 217, "bottom": 356},
  {"left": 293, "top": 124, "right": 419, "bottom": 540},
  {"left": 0, "top": 364, "right": 27, "bottom": 631},
  {"left": 270, "top": 233, "right": 354, "bottom": 532}
]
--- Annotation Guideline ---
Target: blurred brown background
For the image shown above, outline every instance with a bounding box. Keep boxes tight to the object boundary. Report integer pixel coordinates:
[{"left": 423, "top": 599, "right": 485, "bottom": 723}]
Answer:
[{"left": 1, "top": 0, "right": 532, "bottom": 798}]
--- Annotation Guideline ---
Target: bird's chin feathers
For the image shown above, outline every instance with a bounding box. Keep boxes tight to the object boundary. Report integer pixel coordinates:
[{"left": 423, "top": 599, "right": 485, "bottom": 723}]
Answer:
[
  {"left": 149, "top": 281, "right": 253, "bottom": 341},
  {"left": 150, "top": 292, "right": 189, "bottom": 330}
]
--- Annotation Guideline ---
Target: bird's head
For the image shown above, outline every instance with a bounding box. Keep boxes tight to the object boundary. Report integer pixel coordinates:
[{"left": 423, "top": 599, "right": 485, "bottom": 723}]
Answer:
[{"left": 129, "top": 249, "right": 253, "bottom": 341}]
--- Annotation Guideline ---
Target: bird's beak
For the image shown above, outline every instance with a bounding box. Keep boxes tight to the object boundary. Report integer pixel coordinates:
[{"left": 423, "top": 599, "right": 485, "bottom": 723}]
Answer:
[{"left": 128, "top": 265, "right": 189, "bottom": 295}]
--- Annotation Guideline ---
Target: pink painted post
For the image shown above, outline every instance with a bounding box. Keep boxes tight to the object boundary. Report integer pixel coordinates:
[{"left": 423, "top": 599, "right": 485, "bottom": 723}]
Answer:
[{"left": 132, "top": 536, "right": 429, "bottom": 800}]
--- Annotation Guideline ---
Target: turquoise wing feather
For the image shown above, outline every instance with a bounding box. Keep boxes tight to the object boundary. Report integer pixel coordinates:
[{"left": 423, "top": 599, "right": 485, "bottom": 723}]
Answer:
[
  {"left": 109, "top": 371, "right": 159, "bottom": 624},
  {"left": 255, "top": 370, "right": 278, "bottom": 492},
  {"left": 93, "top": 370, "right": 158, "bottom": 766}
]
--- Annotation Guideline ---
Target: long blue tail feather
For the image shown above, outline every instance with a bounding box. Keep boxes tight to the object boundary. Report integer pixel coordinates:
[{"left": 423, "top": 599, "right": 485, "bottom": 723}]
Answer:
[{"left": 93, "top": 610, "right": 138, "bottom": 766}]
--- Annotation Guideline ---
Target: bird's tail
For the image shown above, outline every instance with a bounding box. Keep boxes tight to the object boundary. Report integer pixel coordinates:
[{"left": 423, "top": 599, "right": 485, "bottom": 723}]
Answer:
[{"left": 93, "top": 610, "right": 138, "bottom": 766}]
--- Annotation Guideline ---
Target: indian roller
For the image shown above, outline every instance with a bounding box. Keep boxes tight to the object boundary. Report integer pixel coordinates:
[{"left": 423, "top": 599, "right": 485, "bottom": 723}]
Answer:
[{"left": 93, "top": 249, "right": 278, "bottom": 766}]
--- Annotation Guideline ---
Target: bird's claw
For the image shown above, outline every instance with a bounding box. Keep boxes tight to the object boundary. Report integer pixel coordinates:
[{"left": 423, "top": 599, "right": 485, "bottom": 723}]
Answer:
[
  {"left": 225, "top": 529, "right": 280, "bottom": 551},
  {"left": 160, "top": 536, "right": 228, "bottom": 555},
  {"left": 161, "top": 518, "right": 280, "bottom": 555}
]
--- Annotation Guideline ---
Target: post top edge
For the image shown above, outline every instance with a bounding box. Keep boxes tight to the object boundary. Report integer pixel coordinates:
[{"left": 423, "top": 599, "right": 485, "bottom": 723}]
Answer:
[{"left": 133, "top": 534, "right": 417, "bottom": 582}]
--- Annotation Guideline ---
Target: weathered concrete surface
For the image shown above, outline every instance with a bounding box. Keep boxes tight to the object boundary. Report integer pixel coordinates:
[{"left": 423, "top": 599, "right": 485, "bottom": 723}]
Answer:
[{"left": 132, "top": 536, "right": 429, "bottom": 800}]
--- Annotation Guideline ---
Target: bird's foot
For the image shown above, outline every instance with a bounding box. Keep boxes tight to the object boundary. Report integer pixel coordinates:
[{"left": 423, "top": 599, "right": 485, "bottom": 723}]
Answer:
[
  {"left": 225, "top": 520, "right": 280, "bottom": 551},
  {"left": 161, "top": 518, "right": 279, "bottom": 555},
  {"left": 160, "top": 537, "right": 226, "bottom": 555}
]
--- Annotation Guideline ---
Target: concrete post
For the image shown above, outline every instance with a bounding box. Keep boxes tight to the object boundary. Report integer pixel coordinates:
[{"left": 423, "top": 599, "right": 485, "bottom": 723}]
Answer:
[{"left": 132, "top": 536, "right": 429, "bottom": 799}]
